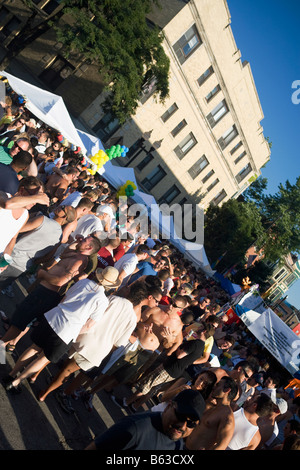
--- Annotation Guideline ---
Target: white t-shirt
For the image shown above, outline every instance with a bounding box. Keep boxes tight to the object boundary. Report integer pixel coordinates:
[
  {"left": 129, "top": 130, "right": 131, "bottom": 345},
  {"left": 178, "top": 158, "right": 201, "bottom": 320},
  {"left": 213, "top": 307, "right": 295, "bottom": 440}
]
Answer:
[
  {"left": 114, "top": 253, "right": 138, "bottom": 285},
  {"left": 59, "top": 191, "right": 82, "bottom": 208},
  {"left": 45, "top": 279, "right": 109, "bottom": 344},
  {"left": 71, "top": 295, "right": 137, "bottom": 369},
  {"left": 0, "top": 207, "right": 28, "bottom": 254},
  {"left": 71, "top": 213, "right": 104, "bottom": 238},
  {"left": 164, "top": 277, "right": 174, "bottom": 294}
]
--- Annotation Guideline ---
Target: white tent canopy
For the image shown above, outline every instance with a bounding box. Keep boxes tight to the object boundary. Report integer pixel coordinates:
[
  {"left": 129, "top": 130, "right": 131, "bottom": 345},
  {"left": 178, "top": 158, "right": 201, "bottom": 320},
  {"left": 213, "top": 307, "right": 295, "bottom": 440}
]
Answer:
[
  {"left": 0, "top": 70, "right": 86, "bottom": 152},
  {"left": 101, "top": 160, "right": 138, "bottom": 190},
  {"left": 76, "top": 128, "right": 106, "bottom": 157}
]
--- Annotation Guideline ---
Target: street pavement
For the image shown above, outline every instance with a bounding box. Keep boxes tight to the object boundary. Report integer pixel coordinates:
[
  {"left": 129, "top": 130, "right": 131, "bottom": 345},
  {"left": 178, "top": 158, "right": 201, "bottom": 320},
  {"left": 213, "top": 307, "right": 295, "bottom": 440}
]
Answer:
[{"left": 0, "top": 273, "right": 141, "bottom": 450}]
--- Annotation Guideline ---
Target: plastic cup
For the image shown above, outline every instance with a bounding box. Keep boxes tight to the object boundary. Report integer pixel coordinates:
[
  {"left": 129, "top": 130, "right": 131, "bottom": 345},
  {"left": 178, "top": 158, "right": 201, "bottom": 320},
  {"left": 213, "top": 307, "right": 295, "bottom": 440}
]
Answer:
[{"left": 0, "top": 254, "right": 12, "bottom": 268}]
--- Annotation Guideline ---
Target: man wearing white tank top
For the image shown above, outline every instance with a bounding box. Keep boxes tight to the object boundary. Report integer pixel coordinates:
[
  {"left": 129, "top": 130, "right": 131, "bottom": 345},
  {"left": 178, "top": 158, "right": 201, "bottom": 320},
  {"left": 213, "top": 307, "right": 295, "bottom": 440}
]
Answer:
[
  {"left": 227, "top": 393, "right": 273, "bottom": 450},
  {"left": 0, "top": 178, "right": 49, "bottom": 266}
]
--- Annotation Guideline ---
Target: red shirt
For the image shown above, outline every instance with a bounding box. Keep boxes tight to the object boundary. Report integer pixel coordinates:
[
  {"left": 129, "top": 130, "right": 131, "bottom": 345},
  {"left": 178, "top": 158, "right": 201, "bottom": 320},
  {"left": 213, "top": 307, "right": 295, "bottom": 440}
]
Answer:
[
  {"left": 97, "top": 247, "right": 114, "bottom": 269},
  {"left": 113, "top": 243, "right": 125, "bottom": 262}
]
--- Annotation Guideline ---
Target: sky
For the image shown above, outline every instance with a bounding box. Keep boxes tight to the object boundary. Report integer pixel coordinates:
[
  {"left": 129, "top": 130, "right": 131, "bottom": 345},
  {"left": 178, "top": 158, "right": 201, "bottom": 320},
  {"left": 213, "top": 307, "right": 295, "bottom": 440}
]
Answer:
[{"left": 226, "top": 0, "right": 300, "bottom": 308}]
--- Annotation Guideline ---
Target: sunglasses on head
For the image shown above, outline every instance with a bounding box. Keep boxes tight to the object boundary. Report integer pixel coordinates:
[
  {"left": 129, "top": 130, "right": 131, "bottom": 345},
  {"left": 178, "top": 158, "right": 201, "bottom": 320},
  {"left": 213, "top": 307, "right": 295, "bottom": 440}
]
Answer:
[{"left": 24, "top": 186, "right": 41, "bottom": 196}]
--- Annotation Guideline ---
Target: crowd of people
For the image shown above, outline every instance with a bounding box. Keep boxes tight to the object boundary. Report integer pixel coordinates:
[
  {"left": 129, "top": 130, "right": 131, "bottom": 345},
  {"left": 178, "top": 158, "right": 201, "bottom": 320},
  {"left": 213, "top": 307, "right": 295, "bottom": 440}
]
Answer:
[{"left": 0, "top": 79, "right": 300, "bottom": 451}]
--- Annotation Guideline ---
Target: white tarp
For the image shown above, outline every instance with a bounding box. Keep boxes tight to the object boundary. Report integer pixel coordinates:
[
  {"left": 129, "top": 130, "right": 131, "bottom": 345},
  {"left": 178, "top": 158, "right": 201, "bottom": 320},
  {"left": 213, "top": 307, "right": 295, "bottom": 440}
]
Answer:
[
  {"left": 76, "top": 128, "right": 106, "bottom": 158},
  {"left": 236, "top": 291, "right": 266, "bottom": 313},
  {"left": 247, "top": 308, "right": 300, "bottom": 375},
  {"left": 0, "top": 70, "right": 85, "bottom": 152},
  {"left": 239, "top": 309, "right": 261, "bottom": 327},
  {"left": 101, "top": 161, "right": 138, "bottom": 190}
]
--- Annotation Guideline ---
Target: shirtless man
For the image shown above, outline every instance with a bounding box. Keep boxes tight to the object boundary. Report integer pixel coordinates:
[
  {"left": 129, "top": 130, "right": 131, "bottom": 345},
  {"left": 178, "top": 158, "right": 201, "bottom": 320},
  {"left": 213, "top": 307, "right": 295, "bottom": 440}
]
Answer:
[
  {"left": 186, "top": 376, "right": 237, "bottom": 450},
  {"left": 208, "top": 360, "right": 255, "bottom": 404},
  {"left": 0, "top": 235, "right": 101, "bottom": 352},
  {"left": 131, "top": 301, "right": 185, "bottom": 384},
  {"left": 141, "top": 303, "right": 184, "bottom": 355},
  {"left": 46, "top": 167, "right": 79, "bottom": 204}
]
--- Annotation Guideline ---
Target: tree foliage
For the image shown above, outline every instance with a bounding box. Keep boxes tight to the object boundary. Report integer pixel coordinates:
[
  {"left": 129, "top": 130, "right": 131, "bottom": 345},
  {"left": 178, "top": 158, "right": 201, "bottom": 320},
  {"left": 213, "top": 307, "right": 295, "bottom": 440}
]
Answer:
[
  {"left": 1, "top": 0, "right": 170, "bottom": 123},
  {"left": 54, "top": 0, "right": 170, "bottom": 122},
  {"left": 204, "top": 199, "right": 266, "bottom": 272},
  {"left": 257, "top": 177, "right": 300, "bottom": 261},
  {"left": 206, "top": 177, "right": 300, "bottom": 274}
]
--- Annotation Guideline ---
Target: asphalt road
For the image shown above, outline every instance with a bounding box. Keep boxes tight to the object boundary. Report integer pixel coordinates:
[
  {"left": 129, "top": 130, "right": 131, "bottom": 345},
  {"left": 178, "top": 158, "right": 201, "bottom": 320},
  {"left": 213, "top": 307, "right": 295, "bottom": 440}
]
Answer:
[{"left": 0, "top": 273, "right": 141, "bottom": 451}]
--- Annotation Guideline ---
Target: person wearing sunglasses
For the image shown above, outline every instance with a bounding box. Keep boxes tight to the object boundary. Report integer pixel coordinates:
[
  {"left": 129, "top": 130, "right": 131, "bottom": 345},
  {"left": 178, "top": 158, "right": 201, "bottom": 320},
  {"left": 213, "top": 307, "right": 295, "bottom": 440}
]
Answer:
[
  {"left": 0, "top": 136, "right": 30, "bottom": 166},
  {"left": 85, "top": 388, "right": 205, "bottom": 450}
]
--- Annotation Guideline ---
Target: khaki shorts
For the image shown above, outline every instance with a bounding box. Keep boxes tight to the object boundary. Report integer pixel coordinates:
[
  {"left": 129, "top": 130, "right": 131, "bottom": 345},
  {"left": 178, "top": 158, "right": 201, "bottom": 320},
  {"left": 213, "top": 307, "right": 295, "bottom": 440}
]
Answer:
[{"left": 68, "top": 348, "right": 95, "bottom": 372}]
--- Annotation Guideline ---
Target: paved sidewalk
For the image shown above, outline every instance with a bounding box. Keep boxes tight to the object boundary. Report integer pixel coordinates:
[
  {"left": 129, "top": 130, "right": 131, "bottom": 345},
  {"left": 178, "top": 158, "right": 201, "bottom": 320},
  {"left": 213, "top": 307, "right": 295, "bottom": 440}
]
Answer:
[{"left": 0, "top": 274, "right": 137, "bottom": 450}]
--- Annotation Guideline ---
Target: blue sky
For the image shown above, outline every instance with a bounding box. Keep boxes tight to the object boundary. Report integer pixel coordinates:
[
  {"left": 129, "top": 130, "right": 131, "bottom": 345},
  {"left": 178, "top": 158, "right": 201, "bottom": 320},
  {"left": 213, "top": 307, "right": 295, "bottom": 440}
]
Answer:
[{"left": 227, "top": 0, "right": 300, "bottom": 307}]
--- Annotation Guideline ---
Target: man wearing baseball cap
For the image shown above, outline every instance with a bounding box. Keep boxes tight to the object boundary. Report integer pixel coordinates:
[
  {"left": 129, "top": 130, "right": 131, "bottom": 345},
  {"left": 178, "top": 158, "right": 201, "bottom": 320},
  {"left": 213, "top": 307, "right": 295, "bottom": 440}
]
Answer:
[{"left": 85, "top": 388, "right": 206, "bottom": 450}]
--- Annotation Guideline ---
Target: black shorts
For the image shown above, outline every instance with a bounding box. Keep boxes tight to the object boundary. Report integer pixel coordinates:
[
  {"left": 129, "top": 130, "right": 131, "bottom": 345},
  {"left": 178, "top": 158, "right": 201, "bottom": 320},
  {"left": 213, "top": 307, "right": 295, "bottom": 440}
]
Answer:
[
  {"left": 30, "top": 316, "right": 71, "bottom": 363},
  {"left": 11, "top": 285, "right": 62, "bottom": 331}
]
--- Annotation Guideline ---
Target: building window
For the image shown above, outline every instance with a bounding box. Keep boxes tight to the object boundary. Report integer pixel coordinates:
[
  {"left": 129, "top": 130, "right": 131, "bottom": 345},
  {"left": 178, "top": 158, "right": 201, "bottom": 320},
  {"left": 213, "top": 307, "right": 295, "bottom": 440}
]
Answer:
[
  {"left": 92, "top": 112, "right": 120, "bottom": 143},
  {"left": 210, "top": 189, "right": 227, "bottom": 206},
  {"left": 174, "top": 133, "right": 197, "bottom": 160},
  {"left": 218, "top": 125, "right": 238, "bottom": 150},
  {"left": 188, "top": 155, "right": 209, "bottom": 180},
  {"left": 207, "top": 100, "right": 229, "bottom": 128},
  {"left": 0, "top": 6, "right": 10, "bottom": 24},
  {"left": 285, "top": 273, "right": 297, "bottom": 286},
  {"left": 142, "top": 165, "right": 166, "bottom": 191},
  {"left": 202, "top": 169, "right": 215, "bottom": 184},
  {"left": 139, "top": 76, "right": 157, "bottom": 104},
  {"left": 206, "top": 178, "right": 219, "bottom": 193},
  {"left": 0, "top": 15, "right": 21, "bottom": 38},
  {"left": 173, "top": 25, "right": 202, "bottom": 64},
  {"left": 274, "top": 267, "right": 286, "bottom": 281},
  {"left": 39, "top": 55, "right": 75, "bottom": 90},
  {"left": 161, "top": 103, "right": 178, "bottom": 122},
  {"left": 230, "top": 141, "right": 242, "bottom": 155},
  {"left": 158, "top": 185, "right": 181, "bottom": 204},
  {"left": 136, "top": 153, "right": 154, "bottom": 172},
  {"left": 234, "top": 151, "right": 247, "bottom": 165},
  {"left": 171, "top": 119, "right": 187, "bottom": 137},
  {"left": 236, "top": 163, "right": 252, "bottom": 183},
  {"left": 41, "top": 0, "right": 62, "bottom": 15},
  {"left": 198, "top": 66, "right": 214, "bottom": 86},
  {"left": 205, "top": 84, "right": 221, "bottom": 103}
]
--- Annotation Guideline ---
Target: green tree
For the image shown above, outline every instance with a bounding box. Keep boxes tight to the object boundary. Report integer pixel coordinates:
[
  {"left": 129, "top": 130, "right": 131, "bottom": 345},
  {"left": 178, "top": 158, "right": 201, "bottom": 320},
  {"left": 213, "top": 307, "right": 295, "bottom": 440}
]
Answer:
[
  {"left": 53, "top": 0, "right": 170, "bottom": 122},
  {"left": 204, "top": 199, "right": 266, "bottom": 273},
  {"left": 257, "top": 177, "right": 300, "bottom": 262},
  {"left": 243, "top": 176, "right": 268, "bottom": 206},
  {"left": 1, "top": 0, "right": 170, "bottom": 123}
]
